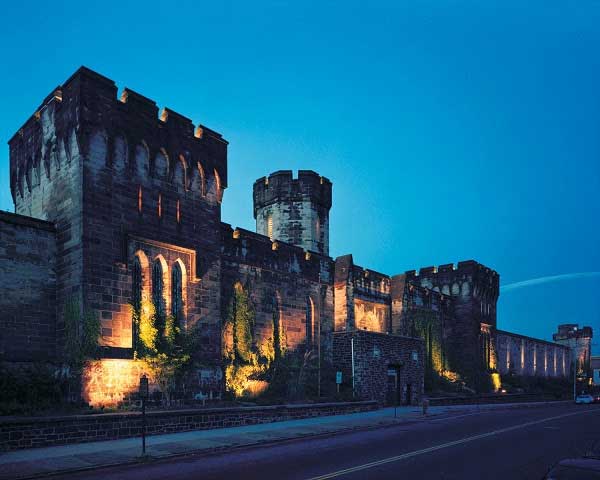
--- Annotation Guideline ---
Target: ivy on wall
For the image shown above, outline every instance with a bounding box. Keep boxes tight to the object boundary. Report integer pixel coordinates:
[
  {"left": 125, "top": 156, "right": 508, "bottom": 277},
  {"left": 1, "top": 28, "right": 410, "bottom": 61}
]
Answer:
[
  {"left": 63, "top": 297, "right": 101, "bottom": 374},
  {"left": 222, "top": 283, "right": 286, "bottom": 398},
  {"left": 131, "top": 298, "right": 194, "bottom": 406}
]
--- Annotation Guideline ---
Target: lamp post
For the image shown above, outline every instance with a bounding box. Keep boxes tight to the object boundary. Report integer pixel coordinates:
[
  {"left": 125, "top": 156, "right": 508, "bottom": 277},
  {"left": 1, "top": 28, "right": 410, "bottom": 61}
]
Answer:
[{"left": 139, "top": 375, "right": 149, "bottom": 455}]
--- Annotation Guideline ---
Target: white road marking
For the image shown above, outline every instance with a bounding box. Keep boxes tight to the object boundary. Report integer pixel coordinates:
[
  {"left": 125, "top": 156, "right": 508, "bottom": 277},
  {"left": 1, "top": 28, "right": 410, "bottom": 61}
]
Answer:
[
  {"left": 305, "top": 408, "right": 598, "bottom": 480},
  {"left": 429, "top": 412, "right": 482, "bottom": 422}
]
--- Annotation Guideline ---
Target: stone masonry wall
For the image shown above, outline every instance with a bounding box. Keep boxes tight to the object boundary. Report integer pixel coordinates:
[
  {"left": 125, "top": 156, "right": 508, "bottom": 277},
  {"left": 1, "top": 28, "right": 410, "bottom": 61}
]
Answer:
[
  {"left": 333, "top": 330, "right": 424, "bottom": 405},
  {"left": 9, "top": 86, "right": 85, "bottom": 360},
  {"left": 253, "top": 170, "right": 332, "bottom": 256},
  {"left": 221, "top": 225, "right": 334, "bottom": 360},
  {"left": 495, "top": 330, "right": 571, "bottom": 378},
  {"left": 403, "top": 261, "right": 500, "bottom": 384},
  {"left": 0, "top": 212, "right": 56, "bottom": 362}
]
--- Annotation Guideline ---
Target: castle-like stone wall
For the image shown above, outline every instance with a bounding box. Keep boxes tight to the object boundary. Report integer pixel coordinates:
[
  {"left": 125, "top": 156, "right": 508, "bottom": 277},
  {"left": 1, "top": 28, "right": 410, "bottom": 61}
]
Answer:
[
  {"left": 8, "top": 67, "right": 227, "bottom": 365},
  {"left": 220, "top": 224, "right": 334, "bottom": 360},
  {"left": 494, "top": 330, "right": 571, "bottom": 377},
  {"left": 0, "top": 212, "right": 56, "bottom": 362},
  {"left": 3, "top": 67, "right": 572, "bottom": 408},
  {"left": 402, "top": 261, "right": 500, "bottom": 383},
  {"left": 553, "top": 324, "right": 593, "bottom": 378},
  {"left": 333, "top": 254, "right": 391, "bottom": 333}
]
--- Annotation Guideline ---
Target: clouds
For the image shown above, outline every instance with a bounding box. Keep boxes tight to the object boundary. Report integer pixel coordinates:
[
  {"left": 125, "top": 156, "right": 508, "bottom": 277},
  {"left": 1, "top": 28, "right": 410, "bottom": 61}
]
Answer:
[{"left": 501, "top": 272, "right": 600, "bottom": 293}]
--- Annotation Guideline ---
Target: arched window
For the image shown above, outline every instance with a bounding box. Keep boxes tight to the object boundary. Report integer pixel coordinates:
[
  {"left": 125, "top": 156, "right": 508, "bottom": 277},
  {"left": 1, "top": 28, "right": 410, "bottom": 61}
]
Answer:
[
  {"left": 132, "top": 257, "right": 142, "bottom": 311},
  {"left": 172, "top": 262, "right": 183, "bottom": 324},
  {"left": 132, "top": 256, "right": 143, "bottom": 351},
  {"left": 267, "top": 215, "right": 274, "bottom": 240},
  {"left": 152, "top": 259, "right": 164, "bottom": 318}
]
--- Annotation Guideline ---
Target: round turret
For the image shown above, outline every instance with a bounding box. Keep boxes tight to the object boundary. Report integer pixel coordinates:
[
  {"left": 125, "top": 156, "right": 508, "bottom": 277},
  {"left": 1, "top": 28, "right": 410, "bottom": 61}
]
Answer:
[{"left": 253, "top": 170, "right": 332, "bottom": 255}]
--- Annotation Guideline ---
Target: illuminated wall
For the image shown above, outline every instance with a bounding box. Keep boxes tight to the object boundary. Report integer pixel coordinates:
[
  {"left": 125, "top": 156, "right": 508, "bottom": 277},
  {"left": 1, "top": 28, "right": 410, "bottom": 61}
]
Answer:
[
  {"left": 82, "top": 359, "right": 156, "bottom": 407},
  {"left": 354, "top": 299, "right": 389, "bottom": 333},
  {"left": 494, "top": 330, "right": 570, "bottom": 378}
]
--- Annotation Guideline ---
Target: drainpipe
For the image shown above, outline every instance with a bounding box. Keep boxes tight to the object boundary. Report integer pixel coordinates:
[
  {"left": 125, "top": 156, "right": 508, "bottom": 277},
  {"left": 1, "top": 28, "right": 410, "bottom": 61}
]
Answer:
[{"left": 351, "top": 336, "right": 355, "bottom": 398}]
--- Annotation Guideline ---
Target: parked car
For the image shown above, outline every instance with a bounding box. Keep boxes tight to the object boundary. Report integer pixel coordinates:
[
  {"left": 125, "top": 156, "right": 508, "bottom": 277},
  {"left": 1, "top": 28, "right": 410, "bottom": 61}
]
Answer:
[
  {"left": 576, "top": 394, "right": 594, "bottom": 405},
  {"left": 544, "top": 458, "right": 600, "bottom": 478}
]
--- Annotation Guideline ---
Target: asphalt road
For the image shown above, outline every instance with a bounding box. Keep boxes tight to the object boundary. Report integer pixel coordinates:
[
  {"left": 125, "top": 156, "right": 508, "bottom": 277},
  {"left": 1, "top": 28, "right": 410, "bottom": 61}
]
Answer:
[{"left": 56, "top": 403, "right": 600, "bottom": 480}]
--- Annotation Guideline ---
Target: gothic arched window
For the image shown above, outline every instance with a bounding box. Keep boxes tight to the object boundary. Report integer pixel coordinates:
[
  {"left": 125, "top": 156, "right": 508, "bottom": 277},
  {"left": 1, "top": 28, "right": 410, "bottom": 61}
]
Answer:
[
  {"left": 152, "top": 259, "right": 164, "bottom": 318},
  {"left": 132, "top": 256, "right": 143, "bottom": 351},
  {"left": 132, "top": 257, "right": 142, "bottom": 311},
  {"left": 172, "top": 262, "right": 183, "bottom": 324}
]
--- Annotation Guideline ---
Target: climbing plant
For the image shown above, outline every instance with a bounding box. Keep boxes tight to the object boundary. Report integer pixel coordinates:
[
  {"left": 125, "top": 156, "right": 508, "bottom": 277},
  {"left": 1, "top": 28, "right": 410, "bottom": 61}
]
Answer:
[
  {"left": 222, "top": 283, "right": 286, "bottom": 398},
  {"left": 132, "top": 299, "right": 194, "bottom": 406},
  {"left": 63, "top": 297, "right": 101, "bottom": 374}
]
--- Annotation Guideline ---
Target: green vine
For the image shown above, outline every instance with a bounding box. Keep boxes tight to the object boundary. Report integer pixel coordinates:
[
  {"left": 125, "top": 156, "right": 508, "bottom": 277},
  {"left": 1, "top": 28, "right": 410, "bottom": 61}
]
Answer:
[
  {"left": 222, "top": 283, "right": 286, "bottom": 398},
  {"left": 63, "top": 297, "right": 100, "bottom": 374}
]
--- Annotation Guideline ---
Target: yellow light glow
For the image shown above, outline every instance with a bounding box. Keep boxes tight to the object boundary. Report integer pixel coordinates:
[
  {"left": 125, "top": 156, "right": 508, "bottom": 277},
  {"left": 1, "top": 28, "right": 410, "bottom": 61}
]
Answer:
[
  {"left": 83, "top": 359, "right": 153, "bottom": 407},
  {"left": 491, "top": 372, "right": 501, "bottom": 392}
]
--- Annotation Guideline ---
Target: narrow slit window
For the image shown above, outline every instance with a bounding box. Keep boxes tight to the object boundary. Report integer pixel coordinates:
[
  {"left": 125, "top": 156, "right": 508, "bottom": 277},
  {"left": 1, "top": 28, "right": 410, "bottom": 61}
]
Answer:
[
  {"left": 267, "top": 215, "right": 273, "bottom": 240},
  {"left": 172, "top": 262, "right": 183, "bottom": 324},
  {"left": 138, "top": 186, "right": 143, "bottom": 213},
  {"left": 158, "top": 193, "right": 162, "bottom": 218},
  {"left": 152, "top": 259, "right": 164, "bottom": 318},
  {"left": 176, "top": 199, "right": 181, "bottom": 223}
]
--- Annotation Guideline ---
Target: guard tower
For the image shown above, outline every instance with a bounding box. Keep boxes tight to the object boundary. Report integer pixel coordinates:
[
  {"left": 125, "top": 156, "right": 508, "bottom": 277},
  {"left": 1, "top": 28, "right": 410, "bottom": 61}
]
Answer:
[{"left": 253, "top": 170, "right": 332, "bottom": 255}]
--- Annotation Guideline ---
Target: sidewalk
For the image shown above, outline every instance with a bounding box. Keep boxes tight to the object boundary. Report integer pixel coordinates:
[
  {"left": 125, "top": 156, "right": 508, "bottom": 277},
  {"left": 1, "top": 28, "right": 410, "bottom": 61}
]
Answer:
[{"left": 0, "top": 401, "right": 568, "bottom": 480}]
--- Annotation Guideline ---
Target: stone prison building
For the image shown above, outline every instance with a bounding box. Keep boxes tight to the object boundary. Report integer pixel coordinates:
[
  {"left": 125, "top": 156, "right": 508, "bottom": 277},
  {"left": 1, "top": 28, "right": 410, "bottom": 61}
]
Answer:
[{"left": 0, "top": 67, "right": 572, "bottom": 407}]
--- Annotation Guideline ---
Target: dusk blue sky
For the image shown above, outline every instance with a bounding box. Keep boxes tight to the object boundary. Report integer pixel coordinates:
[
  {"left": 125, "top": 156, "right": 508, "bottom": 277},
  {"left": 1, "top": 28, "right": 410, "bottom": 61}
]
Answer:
[{"left": 1, "top": 1, "right": 599, "bottom": 343}]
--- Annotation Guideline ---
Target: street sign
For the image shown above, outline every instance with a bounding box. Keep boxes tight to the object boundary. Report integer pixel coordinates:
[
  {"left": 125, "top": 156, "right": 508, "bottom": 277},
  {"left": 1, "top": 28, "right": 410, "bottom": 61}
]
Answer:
[
  {"left": 336, "top": 371, "right": 342, "bottom": 384},
  {"left": 139, "top": 375, "right": 149, "bottom": 399}
]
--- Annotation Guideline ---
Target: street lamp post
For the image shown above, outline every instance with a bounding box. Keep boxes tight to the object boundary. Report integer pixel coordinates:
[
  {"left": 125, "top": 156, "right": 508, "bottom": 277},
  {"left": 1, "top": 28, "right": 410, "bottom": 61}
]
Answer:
[{"left": 139, "top": 375, "right": 149, "bottom": 455}]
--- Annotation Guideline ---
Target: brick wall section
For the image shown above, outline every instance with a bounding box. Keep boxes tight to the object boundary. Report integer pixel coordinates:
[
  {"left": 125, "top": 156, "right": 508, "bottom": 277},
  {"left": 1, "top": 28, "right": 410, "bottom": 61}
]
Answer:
[
  {"left": 0, "top": 212, "right": 56, "bottom": 362},
  {"left": 0, "top": 401, "right": 376, "bottom": 451},
  {"left": 333, "top": 330, "right": 424, "bottom": 405}
]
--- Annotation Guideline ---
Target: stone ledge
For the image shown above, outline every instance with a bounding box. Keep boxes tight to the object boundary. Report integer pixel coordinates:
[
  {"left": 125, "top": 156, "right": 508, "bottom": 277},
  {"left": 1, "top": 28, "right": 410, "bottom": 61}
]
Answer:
[{"left": 0, "top": 210, "right": 55, "bottom": 232}]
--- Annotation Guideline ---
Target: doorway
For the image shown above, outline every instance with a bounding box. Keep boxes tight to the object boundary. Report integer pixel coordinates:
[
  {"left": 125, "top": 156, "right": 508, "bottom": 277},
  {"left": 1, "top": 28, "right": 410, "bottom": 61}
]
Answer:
[
  {"left": 386, "top": 366, "right": 402, "bottom": 406},
  {"left": 405, "top": 383, "right": 412, "bottom": 405}
]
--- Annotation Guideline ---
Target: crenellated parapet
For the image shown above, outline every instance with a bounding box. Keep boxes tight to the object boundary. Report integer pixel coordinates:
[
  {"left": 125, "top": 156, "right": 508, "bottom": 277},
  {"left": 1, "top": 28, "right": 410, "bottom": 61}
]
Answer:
[
  {"left": 220, "top": 222, "right": 332, "bottom": 284},
  {"left": 253, "top": 170, "right": 332, "bottom": 214},
  {"left": 404, "top": 260, "right": 499, "bottom": 298},
  {"left": 9, "top": 66, "right": 228, "bottom": 207}
]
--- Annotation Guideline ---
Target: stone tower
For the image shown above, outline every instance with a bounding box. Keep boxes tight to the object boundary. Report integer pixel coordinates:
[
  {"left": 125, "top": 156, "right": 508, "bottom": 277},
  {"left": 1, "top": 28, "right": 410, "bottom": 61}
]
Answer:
[
  {"left": 8, "top": 66, "right": 228, "bottom": 360},
  {"left": 253, "top": 170, "right": 332, "bottom": 255}
]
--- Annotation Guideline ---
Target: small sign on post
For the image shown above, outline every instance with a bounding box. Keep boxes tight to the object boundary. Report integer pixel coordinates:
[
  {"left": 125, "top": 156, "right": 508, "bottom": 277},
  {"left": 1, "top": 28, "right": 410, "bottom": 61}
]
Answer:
[
  {"left": 139, "top": 375, "right": 149, "bottom": 455},
  {"left": 336, "top": 371, "right": 342, "bottom": 394}
]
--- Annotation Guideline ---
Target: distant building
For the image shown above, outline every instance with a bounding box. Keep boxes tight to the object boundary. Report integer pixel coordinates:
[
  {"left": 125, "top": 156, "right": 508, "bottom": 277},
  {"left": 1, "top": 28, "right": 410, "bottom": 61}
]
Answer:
[
  {"left": 553, "top": 324, "right": 593, "bottom": 381},
  {"left": 592, "top": 356, "right": 600, "bottom": 386}
]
